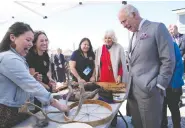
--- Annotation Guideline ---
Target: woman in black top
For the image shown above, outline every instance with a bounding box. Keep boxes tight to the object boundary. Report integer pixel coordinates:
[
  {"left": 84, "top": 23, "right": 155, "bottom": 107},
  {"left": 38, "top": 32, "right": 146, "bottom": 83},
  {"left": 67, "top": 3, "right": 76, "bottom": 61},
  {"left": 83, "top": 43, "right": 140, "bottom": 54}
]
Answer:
[
  {"left": 69, "top": 38, "right": 95, "bottom": 83},
  {"left": 26, "top": 31, "right": 57, "bottom": 112},
  {"left": 0, "top": 23, "right": 68, "bottom": 127}
]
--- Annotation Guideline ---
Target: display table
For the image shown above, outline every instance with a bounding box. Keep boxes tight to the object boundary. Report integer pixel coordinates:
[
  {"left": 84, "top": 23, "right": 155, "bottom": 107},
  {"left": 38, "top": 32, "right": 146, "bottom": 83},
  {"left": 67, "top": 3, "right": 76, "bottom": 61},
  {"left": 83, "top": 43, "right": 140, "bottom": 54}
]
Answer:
[
  {"left": 15, "top": 82, "right": 128, "bottom": 128},
  {"left": 14, "top": 100, "right": 124, "bottom": 128}
]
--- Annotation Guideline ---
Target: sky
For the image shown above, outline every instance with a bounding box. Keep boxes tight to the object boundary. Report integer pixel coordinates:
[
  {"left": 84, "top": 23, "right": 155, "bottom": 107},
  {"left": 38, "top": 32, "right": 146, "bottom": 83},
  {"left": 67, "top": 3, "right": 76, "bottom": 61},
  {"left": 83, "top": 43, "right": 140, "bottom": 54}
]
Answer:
[{"left": 0, "top": 0, "right": 185, "bottom": 51}]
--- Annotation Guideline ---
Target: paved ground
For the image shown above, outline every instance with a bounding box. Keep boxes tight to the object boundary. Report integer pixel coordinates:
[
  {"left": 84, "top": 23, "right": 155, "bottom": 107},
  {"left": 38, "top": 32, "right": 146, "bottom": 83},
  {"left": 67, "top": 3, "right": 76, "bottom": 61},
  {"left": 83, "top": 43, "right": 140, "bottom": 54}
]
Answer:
[{"left": 109, "top": 86, "right": 185, "bottom": 128}]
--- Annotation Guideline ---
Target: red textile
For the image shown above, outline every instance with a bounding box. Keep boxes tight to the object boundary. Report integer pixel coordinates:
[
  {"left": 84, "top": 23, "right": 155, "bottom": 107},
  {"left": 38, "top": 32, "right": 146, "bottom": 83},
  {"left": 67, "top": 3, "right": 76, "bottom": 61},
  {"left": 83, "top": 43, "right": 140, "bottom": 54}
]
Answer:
[
  {"left": 99, "top": 45, "right": 123, "bottom": 82},
  {"left": 118, "top": 62, "right": 123, "bottom": 76}
]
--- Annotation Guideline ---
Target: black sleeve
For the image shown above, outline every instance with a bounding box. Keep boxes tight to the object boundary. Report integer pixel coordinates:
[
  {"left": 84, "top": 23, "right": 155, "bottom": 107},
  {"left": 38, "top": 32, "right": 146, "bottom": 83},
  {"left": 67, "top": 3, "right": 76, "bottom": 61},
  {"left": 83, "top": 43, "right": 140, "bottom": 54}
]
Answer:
[
  {"left": 46, "top": 52, "right": 50, "bottom": 65},
  {"left": 92, "top": 52, "right": 95, "bottom": 60},
  {"left": 61, "top": 54, "right": 66, "bottom": 65},
  {"left": 54, "top": 55, "right": 60, "bottom": 67},
  {"left": 54, "top": 55, "right": 57, "bottom": 64},
  {"left": 88, "top": 51, "right": 95, "bottom": 60},
  {"left": 70, "top": 51, "right": 78, "bottom": 61},
  {"left": 26, "top": 52, "right": 36, "bottom": 68},
  {"left": 181, "top": 35, "right": 185, "bottom": 58},
  {"left": 45, "top": 52, "right": 50, "bottom": 70}
]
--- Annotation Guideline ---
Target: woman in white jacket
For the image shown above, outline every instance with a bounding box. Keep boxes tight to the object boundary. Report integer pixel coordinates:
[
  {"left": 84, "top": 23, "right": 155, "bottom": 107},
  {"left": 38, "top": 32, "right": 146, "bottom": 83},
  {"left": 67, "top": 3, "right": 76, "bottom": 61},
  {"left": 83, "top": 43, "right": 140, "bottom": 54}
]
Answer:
[
  {"left": 95, "top": 30, "right": 128, "bottom": 84},
  {"left": 95, "top": 29, "right": 128, "bottom": 127}
]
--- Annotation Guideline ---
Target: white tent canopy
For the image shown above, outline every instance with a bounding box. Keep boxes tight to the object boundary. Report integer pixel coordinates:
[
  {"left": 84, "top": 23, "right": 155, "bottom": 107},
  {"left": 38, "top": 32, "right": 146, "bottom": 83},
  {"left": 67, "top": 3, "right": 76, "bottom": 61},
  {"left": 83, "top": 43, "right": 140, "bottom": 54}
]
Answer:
[
  {"left": 0, "top": 0, "right": 129, "bottom": 51},
  {"left": 0, "top": 0, "right": 126, "bottom": 23}
]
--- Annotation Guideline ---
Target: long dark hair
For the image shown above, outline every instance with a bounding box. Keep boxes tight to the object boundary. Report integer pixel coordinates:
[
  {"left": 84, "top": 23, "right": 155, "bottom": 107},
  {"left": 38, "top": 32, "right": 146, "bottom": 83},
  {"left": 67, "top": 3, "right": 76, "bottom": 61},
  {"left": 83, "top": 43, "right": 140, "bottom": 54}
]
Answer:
[
  {"left": 0, "top": 22, "right": 33, "bottom": 52},
  {"left": 78, "top": 38, "right": 94, "bottom": 57},
  {"left": 29, "top": 31, "right": 48, "bottom": 53}
]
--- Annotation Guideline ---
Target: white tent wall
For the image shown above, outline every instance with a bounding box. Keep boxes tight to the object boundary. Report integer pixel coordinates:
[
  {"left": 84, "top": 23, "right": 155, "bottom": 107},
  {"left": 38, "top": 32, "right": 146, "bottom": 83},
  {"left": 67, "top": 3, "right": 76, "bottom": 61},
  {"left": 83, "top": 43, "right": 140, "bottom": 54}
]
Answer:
[{"left": 0, "top": 0, "right": 129, "bottom": 51}]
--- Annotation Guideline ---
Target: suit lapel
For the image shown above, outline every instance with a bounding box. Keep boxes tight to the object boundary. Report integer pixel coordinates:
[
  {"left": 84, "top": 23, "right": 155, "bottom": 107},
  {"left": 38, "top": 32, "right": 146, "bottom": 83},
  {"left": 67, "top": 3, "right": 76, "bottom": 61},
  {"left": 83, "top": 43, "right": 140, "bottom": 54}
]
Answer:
[
  {"left": 58, "top": 54, "right": 61, "bottom": 60},
  {"left": 128, "top": 33, "right": 134, "bottom": 53},
  {"left": 178, "top": 34, "right": 184, "bottom": 47},
  {"left": 179, "top": 40, "right": 182, "bottom": 47},
  {"left": 128, "top": 33, "right": 134, "bottom": 61},
  {"left": 130, "top": 20, "right": 151, "bottom": 63},
  {"left": 131, "top": 32, "right": 139, "bottom": 54}
]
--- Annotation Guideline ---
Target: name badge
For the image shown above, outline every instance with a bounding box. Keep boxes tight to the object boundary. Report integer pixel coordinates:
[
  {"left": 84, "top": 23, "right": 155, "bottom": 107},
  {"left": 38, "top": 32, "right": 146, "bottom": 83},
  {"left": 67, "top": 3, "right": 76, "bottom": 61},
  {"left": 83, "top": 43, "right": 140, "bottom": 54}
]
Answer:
[{"left": 83, "top": 67, "right": 91, "bottom": 76}]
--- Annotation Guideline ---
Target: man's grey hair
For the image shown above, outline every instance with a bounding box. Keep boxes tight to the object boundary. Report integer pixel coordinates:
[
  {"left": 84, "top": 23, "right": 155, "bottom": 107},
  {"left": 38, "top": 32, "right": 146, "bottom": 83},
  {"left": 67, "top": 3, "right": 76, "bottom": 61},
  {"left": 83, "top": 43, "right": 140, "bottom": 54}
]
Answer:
[
  {"left": 104, "top": 29, "right": 117, "bottom": 43},
  {"left": 121, "top": 4, "right": 140, "bottom": 17}
]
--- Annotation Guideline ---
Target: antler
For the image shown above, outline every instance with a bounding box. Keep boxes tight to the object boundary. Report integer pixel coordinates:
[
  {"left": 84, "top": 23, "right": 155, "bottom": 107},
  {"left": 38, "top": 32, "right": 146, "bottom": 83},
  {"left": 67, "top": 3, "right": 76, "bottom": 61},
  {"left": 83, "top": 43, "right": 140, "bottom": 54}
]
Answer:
[
  {"left": 65, "top": 64, "right": 73, "bottom": 106},
  {"left": 70, "top": 82, "right": 85, "bottom": 120},
  {"left": 24, "top": 102, "right": 73, "bottom": 127},
  {"left": 64, "top": 64, "right": 99, "bottom": 121},
  {"left": 24, "top": 63, "right": 99, "bottom": 126}
]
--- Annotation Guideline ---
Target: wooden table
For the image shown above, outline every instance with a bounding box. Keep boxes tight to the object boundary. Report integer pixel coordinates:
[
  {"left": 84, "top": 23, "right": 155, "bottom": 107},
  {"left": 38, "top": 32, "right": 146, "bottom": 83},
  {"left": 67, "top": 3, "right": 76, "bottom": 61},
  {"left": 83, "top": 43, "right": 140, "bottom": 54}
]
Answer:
[
  {"left": 14, "top": 100, "right": 125, "bottom": 128},
  {"left": 15, "top": 82, "right": 128, "bottom": 128}
]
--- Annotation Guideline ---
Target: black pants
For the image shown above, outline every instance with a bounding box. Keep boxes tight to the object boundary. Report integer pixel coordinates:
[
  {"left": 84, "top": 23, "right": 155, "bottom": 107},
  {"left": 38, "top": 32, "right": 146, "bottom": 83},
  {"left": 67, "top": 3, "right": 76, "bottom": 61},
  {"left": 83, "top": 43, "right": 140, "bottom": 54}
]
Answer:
[
  {"left": 161, "top": 87, "right": 182, "bottom": 128},
  {"left": 51, "top": 63, "right": 57, "bottom": 81},
  {"left": 56, "top": 67, "right": 66, "bottom": 82}
]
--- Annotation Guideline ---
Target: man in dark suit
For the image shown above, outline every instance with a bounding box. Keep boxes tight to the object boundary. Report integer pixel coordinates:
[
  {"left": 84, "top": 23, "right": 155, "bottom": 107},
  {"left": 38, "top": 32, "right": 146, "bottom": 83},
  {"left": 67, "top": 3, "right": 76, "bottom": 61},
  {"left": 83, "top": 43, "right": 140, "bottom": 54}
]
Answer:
[{"left": 54, "top": 48, "right": 66, "bottom": 82}]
